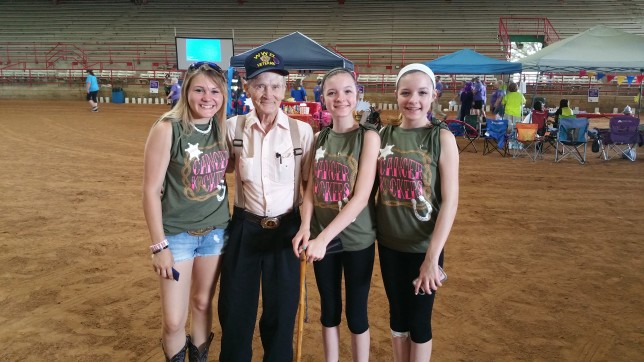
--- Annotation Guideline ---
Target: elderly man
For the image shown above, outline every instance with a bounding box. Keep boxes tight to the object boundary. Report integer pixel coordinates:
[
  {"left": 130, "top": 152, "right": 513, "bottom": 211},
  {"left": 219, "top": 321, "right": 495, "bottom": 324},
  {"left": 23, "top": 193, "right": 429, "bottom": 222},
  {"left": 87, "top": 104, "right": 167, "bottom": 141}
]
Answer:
[{"left": 218, "top": 48, "right": 314, "bottom": 362}]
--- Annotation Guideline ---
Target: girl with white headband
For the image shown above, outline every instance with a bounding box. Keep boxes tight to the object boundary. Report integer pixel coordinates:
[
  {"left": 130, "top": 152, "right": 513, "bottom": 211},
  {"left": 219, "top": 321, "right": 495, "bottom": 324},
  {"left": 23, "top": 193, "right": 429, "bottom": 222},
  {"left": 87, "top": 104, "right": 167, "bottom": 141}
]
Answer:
[
  {"left": 376, "top": 63, "right": 459, "bottom": 361},
  {"left": 293, "top": 67, "right": 379, "bottom": 362}
]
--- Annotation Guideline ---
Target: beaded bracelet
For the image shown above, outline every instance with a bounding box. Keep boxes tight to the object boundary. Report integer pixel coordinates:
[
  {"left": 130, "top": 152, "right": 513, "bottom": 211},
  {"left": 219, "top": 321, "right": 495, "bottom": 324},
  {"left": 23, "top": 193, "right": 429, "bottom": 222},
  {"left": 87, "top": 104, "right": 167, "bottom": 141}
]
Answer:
[
  {"left": 149, "top": 239, "right": 169, "bottom": 254},
  {"left": 152, "top": 245, "right": 169, "bottom": 255}
]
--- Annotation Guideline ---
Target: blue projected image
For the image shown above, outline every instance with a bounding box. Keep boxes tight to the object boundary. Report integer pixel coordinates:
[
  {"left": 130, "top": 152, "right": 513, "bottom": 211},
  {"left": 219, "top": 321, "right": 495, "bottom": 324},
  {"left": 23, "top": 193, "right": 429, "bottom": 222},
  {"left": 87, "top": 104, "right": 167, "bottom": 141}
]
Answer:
[{"left": 186, "top": 39, "right": 222, "bottom": 62}]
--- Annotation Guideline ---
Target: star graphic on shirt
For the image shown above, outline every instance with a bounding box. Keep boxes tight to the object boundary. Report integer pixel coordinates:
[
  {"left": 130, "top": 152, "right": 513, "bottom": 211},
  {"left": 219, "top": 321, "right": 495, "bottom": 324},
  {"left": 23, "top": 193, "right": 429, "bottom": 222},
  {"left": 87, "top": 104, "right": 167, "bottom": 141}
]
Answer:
[
  {"left": 185, "top": 143, "right": 202, "bottom": 161},
  {"left": 315, "top": 146, "right": 326, "bottom": 161},
  {"left": 379, "top": 144, "right": 394, "bottom": 159}
]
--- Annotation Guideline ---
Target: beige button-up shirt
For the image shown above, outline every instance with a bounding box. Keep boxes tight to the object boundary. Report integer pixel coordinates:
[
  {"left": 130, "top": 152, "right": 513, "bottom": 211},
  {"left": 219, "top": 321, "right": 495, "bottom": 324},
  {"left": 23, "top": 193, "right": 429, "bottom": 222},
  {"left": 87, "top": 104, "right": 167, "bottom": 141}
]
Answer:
[{"left": 227, "top": 109, "right": 314, "bottom": 217}]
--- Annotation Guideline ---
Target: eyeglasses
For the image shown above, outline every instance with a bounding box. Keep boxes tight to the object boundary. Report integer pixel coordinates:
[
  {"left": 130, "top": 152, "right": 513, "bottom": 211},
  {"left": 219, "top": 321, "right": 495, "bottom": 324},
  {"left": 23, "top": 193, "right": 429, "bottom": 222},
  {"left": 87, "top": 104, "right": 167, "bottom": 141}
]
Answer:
[{"left": 188, "top": 61, "right": 224, "bottom": 73}]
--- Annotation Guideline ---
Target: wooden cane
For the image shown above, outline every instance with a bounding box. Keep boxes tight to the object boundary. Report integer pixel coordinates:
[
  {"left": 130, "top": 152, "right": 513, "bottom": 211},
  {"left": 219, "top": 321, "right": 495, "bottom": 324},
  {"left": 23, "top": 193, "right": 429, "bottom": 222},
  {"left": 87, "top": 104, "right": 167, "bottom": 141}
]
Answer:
[{"left": 295, "top": 251, "right": 307, "bottom": 362}]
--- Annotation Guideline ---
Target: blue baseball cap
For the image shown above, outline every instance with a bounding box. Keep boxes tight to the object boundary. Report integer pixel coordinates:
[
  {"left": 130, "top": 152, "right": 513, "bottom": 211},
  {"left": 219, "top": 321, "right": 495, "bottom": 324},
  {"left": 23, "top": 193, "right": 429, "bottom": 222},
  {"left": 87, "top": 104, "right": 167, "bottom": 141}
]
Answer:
[{"left": 244, "top": 48, "right": 289, "bottom": 79}]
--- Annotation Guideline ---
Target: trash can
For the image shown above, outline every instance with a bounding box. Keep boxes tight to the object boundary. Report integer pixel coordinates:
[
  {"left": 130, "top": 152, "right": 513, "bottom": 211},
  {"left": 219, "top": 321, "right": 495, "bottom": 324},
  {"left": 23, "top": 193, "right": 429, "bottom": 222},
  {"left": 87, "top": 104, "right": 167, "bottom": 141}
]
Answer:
[{"left": 112, "top": 88, "right": 125, "bottom": 104}]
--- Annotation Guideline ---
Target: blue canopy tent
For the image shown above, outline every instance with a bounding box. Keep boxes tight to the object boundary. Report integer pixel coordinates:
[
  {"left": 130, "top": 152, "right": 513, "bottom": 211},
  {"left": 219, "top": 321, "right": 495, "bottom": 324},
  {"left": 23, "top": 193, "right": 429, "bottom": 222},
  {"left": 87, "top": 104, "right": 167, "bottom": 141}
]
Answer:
[
  {"left": 424, "top": 48, "right": 522, "bottom": 74},
  {"left": 227, "top": 31, "right": 354, "bottom": 114}
]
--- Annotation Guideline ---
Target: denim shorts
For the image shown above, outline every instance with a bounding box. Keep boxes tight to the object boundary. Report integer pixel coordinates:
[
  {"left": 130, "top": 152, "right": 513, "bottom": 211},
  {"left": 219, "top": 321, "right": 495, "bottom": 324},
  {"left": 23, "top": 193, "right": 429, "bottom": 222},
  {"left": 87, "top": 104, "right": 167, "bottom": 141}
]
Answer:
[{"left": 166, "top": 228, "right": 226, "bottom": 262}]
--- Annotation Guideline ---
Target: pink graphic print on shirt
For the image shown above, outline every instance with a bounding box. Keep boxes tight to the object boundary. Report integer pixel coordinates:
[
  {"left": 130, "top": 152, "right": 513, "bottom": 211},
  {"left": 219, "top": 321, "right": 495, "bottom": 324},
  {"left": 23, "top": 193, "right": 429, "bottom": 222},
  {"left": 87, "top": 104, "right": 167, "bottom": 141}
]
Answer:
[
  {"left": 378, "top": 155, "right": 425, "bottom": 201},
  {"left": 184, "top": 148, "right": 229, "bottom": 201},
  {"left": 314, "top": 159, "right": 350, "bottom": 203}
]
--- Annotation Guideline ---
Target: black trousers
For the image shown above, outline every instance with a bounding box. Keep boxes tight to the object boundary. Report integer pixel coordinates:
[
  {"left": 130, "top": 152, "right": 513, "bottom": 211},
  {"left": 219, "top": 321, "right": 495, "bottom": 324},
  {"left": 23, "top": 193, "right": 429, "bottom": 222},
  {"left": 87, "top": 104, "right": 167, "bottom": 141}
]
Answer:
[{"left": 218, "top": 208, "right": 301, "bottom": 362}]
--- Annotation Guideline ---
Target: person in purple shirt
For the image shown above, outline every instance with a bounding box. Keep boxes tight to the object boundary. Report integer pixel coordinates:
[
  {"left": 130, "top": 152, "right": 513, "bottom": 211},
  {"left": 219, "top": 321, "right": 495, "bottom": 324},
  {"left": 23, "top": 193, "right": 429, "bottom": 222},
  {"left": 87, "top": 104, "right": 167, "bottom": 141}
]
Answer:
[
  {"left": 471, "top": 77, "right": 487, "bottom": 120},
  {"left": 166, "top": 77, "right": 181, "bottom": 109},
  {"left": 490, "top": 81, "right": 506, "bottom": 117},
  {"left": 454, "top": 81, "right": 473, "bottom": 122}
]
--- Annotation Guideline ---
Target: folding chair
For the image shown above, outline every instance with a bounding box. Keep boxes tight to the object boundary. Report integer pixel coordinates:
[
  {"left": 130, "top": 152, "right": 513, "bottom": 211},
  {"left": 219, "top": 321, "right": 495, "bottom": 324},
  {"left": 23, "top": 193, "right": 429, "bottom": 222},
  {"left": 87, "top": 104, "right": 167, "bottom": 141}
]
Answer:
[
  {"left": 599, "top": 116, "right": 640, "bottom": 161},
  {"left": 555, "top": 117, "right": 589, "bottom": 164},
  {"left": 444, "top": 119, "right": 479, "bottom": 153},
  {"left": 483, "top": 118, "right": 508, "bottom": 157},
  {"left": 462, "top": 115, "right": 484, "bottom": 153},
  {"left": 530, "top": 110, "right": 548, "bottom": 136},
  {"left": 513, "top": 123, "right": 541, "bottom": 161}
]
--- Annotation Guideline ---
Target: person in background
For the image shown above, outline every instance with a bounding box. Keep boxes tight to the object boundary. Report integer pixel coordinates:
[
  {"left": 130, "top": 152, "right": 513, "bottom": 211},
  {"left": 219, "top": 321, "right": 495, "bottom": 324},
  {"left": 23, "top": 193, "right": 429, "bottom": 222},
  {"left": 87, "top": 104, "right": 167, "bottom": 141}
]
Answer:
[
  {"left": 235, "top": 92, "right": 248, "bottom": 116},
  {"left": 490, "top": 81, "right": 506, "bottom": 118},
  {"left": 471, "top": 77, "right": 487, "bottom": 120},
  {"left": 292, "top": 67, "right": 379, "bottom": 362},
  {"left": 85, "top": 70, "right": 100, "bottom": 112},
  {"left": 377, "top": 63, "right": 459, "bottom": 362},
  {"left": 431, "top": 75, "right": 447, "bottom": 120},
  {"left": 291, "top": 78, "right": 308, "bottom": 102},
  {"left": 142, "top": 61, "right": 230, "bottom": 362},
  {"left": 167, "top": 77, "right": 181, "bottom": 109},
  {"left": 501, "top": 82, "right": 525, "bottom": 131},
  {"left": 553, "top": 98, "right": 573, "bottom": 130},
  {"left": 531, "top": 100, "right": 549, "bottom": 136},
  {"left": 164, "top": 73, "right": 172, "bottom": 104},
  {"left": 313, "top": 79, "right": 322, "bottom": 103},
  {"left": 218, "top": 48, "right": 314, "bottom": 362},
  {"left": 455, "top": 80, "right": 473, "bottom": 122}
]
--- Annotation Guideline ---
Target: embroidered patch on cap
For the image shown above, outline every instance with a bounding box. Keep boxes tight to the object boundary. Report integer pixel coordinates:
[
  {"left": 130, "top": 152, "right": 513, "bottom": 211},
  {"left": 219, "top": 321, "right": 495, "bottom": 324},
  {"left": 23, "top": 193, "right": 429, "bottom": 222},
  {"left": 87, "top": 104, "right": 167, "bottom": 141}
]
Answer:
[{"left": 244, "top": 48, "right": 289, "bottom": 79}]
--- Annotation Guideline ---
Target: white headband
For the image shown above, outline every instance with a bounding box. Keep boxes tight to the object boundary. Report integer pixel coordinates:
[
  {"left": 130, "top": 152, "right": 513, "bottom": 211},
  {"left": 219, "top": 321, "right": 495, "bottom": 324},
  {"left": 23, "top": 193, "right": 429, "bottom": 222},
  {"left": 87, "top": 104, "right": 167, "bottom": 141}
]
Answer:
[{"left": 395, "top": 63, "right": 436, "bottom": 88}]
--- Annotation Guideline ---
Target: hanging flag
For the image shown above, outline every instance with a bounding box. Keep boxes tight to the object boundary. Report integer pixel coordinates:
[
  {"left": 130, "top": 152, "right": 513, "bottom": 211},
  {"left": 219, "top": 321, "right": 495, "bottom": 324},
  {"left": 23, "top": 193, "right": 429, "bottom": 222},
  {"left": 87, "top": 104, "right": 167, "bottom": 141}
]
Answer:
[
  {"left": 606, "top": 74, "right": 615, "bottom": 82},
  {"left": 637, "top": 75, "right": 644, "bottom": 84},
  {"left": 596, "top": 73, "right": 605, "bottom": 80},
  {"left": 587, "top": 71, "right": 596, "bottom": 78},
  {"left": 616, "top": 76, "right": 625, "bottom": 85},
  {"left": 626, "top": 76, "right": 635, "bottom": 85},
  {"left": 579, "top": 69, "right": 587, "bottom": 77}
]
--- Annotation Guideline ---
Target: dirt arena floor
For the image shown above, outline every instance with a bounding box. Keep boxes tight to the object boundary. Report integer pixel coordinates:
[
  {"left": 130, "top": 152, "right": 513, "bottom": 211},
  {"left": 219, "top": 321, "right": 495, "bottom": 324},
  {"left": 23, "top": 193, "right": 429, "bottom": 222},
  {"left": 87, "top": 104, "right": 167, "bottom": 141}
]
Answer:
[{"left": 1, "top": 100, "right": 643, "bottom": 361}]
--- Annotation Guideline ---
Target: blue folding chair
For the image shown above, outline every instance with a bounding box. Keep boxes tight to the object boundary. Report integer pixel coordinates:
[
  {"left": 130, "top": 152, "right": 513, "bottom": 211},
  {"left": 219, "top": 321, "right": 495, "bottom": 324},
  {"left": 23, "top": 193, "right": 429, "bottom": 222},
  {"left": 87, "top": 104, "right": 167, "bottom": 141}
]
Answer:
[
  {"left": 555, "top": 117, "right": 589, "bottom": 164},
  {"left": 483, "top": 118, "right": 508, "bottom": 157}
]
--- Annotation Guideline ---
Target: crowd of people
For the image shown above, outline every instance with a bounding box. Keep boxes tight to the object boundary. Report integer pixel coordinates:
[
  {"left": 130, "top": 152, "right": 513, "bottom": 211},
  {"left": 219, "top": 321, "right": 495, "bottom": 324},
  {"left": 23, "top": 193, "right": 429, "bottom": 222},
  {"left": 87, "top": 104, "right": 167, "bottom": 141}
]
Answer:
[{"left": 142, "top": 48, "right": 459, "bottom": 361}]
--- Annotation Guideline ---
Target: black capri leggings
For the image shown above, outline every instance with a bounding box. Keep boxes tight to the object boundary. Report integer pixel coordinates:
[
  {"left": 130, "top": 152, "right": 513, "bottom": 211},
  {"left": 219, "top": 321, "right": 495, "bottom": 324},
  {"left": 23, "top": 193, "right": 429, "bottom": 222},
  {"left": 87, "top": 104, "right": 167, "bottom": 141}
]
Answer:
[
  {"left": 378, "top": 242, "right": 444, "bottom": 344},
  {"left": 86, "top": 91, "right": 98, "bottom": 102},
  {"left": 313, "top": 242, "right": 375, "bottom": 334}
]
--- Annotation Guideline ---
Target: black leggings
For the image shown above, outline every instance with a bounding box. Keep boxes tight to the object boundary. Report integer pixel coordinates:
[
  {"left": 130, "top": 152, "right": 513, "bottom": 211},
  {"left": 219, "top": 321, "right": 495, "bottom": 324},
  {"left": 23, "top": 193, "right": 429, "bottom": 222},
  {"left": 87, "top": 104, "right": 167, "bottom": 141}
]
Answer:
[
  {"left": 313, "top": 242, "right": 375, "bottom": 334},
  {"left": 378, "top": 242, "right": 444, "bottom": 343}
]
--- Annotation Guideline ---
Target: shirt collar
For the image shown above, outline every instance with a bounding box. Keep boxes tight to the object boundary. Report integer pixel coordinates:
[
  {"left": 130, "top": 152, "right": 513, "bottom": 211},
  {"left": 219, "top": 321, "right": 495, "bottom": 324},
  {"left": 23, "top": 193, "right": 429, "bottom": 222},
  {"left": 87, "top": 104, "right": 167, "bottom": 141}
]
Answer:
[{"left": 245, "top": 108, "right": 289, "bottom": 131}]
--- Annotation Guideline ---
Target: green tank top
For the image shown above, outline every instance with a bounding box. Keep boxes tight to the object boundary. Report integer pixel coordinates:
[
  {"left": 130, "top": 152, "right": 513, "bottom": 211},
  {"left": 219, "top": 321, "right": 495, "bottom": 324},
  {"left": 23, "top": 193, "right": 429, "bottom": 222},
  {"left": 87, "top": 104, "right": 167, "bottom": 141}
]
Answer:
[
  {"left": 161, "top": 118, "right": 230, "bottom": 235},
  {"left": 376, "top": 120, "right": 447, "bottom": 253},
  {"left": 310, "top": 124, "right": 377, "bottom": 251}
]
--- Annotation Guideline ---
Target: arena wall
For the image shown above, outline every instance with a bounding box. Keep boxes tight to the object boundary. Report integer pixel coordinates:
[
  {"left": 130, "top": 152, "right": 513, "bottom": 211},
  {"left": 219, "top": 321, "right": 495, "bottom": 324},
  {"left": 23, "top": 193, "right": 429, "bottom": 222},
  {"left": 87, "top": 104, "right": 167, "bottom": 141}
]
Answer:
[{"left": 0, "top": 84, "right": 637, "bottom": 115}]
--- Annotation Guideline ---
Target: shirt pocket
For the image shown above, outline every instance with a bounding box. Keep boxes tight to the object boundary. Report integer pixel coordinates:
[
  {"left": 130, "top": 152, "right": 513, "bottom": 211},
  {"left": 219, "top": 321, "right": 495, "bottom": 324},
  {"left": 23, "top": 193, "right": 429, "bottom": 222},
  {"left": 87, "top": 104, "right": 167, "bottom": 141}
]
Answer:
[
  {"left": 270, "top": 142, "right": 296, "bottom": 183},
  {"left": 238, "top": 156, "right": 255, "bottom": 183}
]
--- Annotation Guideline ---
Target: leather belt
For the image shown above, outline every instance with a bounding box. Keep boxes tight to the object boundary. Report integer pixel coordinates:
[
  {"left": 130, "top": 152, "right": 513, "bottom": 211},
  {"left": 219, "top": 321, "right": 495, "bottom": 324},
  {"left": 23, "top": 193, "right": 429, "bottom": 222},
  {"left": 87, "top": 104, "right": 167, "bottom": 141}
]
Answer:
[
  {"left": 187, "top": 227, "right": 214, "bottom": 236},
  {"left": 242, "top": 209, "right": 295, "bottom": 229}
]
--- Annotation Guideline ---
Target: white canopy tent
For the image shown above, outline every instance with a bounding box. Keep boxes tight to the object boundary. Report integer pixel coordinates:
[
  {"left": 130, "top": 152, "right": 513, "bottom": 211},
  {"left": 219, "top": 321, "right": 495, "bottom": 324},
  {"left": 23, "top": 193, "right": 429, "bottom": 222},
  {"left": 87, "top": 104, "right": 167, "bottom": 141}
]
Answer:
[
  {"left": 518, "top": 25, "right": 644, "bottom": 73},
  {"left": 517, "top": 25, "right": 644, "bottom": 116}
]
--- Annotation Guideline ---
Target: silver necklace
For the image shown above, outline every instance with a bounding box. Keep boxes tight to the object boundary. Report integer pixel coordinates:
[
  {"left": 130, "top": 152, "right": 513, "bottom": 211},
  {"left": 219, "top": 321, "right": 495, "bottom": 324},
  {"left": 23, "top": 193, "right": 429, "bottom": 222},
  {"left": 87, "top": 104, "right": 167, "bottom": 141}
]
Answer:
[{"left": 192, "top": 121, "right": 212, "bottom": 135}]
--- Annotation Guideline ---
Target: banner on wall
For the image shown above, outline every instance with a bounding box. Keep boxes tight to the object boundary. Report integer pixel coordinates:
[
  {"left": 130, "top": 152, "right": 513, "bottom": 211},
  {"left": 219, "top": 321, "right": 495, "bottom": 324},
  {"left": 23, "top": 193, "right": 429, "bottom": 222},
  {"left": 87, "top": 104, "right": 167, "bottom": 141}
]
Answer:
[
  {"left": 150, "top": 80, "right": 159, "bottom": 94},
  {"left": 588, "top": 88, "right": 599, "bottom": 103}
]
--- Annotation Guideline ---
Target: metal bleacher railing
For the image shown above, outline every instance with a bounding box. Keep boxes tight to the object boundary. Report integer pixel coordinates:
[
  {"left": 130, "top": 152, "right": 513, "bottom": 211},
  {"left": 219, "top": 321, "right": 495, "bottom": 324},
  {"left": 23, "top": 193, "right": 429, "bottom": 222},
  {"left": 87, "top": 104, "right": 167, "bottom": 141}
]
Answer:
[{"left": 1, "top": 0, "right": 643, "bottom": 96}]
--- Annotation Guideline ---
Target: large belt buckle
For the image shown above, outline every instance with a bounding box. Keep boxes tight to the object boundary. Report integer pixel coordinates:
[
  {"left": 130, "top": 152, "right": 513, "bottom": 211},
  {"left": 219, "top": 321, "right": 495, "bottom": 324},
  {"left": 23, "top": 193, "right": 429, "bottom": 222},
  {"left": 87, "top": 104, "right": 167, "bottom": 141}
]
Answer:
[
  {"left": 187, "top": 227, "right": 213, "bottom": 236},
  {"left": 260, "top": 217, "right": 280, "bottom": 229}
]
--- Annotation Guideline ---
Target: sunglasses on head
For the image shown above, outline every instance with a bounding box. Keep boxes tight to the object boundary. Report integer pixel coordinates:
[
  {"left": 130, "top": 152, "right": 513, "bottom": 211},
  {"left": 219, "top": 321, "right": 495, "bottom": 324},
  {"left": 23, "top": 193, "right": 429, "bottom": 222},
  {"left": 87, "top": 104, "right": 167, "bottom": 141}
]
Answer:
[{"left": 188, "top": 61, "right": 223, "bottom": 73}]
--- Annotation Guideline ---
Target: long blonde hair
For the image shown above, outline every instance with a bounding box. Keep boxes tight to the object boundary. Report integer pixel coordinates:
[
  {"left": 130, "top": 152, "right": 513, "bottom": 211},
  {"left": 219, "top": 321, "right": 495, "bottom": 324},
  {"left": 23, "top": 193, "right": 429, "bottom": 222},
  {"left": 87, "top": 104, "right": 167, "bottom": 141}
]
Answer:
[{"left": 156, "top": 64, "right": 228, "bottom": 133}]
